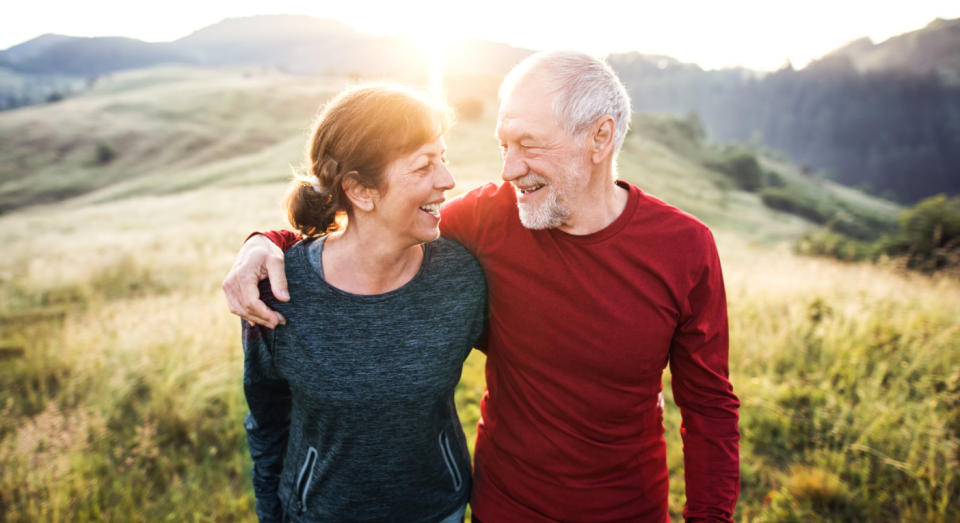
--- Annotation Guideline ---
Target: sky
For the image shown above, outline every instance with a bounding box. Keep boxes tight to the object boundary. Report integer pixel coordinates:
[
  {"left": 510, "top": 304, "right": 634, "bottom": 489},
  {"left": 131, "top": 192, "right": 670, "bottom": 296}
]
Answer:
[{"left": 4, "top": 1, "right": 960, "bottom": 71}]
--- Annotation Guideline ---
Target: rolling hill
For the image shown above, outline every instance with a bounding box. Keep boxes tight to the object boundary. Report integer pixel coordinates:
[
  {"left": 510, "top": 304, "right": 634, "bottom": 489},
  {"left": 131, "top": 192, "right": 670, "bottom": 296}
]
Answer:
[{"left": 0, "top": 65, "right": 900, "bottom": 240}]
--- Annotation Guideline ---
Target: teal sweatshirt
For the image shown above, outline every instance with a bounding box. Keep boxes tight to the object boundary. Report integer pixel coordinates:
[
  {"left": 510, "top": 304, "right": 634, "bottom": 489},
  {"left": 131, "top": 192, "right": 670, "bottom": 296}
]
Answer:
[{"left": 243, "top": 237, "right": 486, "bottom": 522}]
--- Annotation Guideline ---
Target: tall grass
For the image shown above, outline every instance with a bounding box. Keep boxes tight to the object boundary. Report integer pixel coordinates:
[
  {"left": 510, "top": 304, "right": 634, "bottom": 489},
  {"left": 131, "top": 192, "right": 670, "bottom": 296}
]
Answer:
[{"left": 662, "top": 240, "right": 960, "bottom": 521}]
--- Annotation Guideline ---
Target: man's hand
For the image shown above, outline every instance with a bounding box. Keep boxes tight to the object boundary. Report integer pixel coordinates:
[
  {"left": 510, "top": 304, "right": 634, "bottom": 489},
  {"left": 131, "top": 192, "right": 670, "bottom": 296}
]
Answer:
[{"left": 222, "top": 234, "right": 289, "bottom": 328}]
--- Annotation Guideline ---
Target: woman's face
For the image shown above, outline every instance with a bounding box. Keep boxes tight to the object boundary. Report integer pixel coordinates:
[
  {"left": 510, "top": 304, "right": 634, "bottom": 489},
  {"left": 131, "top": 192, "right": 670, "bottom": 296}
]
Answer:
[{"left": 371, "top": 136, "right": 454, "bottom": 246}]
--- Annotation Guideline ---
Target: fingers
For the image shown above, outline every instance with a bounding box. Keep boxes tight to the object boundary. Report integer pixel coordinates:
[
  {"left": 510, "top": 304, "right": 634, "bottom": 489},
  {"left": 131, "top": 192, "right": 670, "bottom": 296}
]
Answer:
[
  {"left": 265, "top": 255, "right": 290, "bottom": 302},
  {"left": 244, "top": 293, "right": 284, "bottom": 328},
  {"left": 222, "top": 234, "right": 291, "bottom": 328},
  {"left": 222, "top": 273, "right": 279, "bottom": 328}
]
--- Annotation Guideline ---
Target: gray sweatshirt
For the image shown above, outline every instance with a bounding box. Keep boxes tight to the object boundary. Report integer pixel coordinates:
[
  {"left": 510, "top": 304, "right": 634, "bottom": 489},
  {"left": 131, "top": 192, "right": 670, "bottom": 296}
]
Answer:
[{"left": 242, "top": 236, "right": 487, "bottom": 522}]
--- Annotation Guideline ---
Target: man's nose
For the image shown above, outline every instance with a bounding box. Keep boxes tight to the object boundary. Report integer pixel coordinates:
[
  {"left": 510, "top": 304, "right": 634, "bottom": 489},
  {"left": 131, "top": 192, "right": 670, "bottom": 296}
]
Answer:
[{"left": 500, "top": 148, "right": 527, "bottom": 182}]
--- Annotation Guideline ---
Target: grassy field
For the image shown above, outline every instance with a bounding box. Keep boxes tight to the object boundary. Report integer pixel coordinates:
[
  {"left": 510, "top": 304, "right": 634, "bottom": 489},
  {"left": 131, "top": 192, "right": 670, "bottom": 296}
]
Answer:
[{"left": 0, "top": 67, "right": 957, "bottom": 522}]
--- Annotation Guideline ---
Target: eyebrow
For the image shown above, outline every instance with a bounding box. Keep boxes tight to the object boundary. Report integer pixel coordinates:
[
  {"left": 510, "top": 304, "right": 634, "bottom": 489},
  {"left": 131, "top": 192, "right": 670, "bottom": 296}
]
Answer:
[
  {"left": 410, "top": 149, "right": 446, "bottom": 166},
  {"left": 495, "top": 131, "right": 538, "bottom": 143}
]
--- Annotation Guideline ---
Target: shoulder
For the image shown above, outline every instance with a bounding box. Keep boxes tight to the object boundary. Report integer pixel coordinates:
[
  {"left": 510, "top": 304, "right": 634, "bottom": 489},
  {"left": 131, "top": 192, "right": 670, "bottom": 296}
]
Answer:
[
  {"left": 443, "top": 182, "right": 515, "bottom": 220},
  {"left": 628, "top": 183, "right": 717, "bottom": 247},
  {"left": 454, "top": 182, "right": 515, "bottom": 206},
  {"left": 428, "top": 237, "right": 483, "bottom": 273},
  {"left": 256, "top": 240, "right": 312, "bottom": 309},
  {"left": 441, "top": 183, "right": 518, "bottom": 248},
  {"left": 422, "top": 238, "right": 486, "bottom": 294}
]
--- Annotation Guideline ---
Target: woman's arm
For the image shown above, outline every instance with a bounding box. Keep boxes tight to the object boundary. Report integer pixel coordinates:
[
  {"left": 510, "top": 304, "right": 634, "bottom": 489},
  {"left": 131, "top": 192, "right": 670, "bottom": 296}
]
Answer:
[{"left": 242, "top": 308, "right": 292, "bottom": 522}]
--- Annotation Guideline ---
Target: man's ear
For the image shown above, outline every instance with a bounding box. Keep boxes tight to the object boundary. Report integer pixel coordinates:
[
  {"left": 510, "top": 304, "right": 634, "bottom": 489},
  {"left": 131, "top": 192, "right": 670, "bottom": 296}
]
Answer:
[
  {"left": 341, "top": 174, "right": 377, "bottom": 212},
  {"left": 590, "top": 116, "right": 616, "bottom": 164}
]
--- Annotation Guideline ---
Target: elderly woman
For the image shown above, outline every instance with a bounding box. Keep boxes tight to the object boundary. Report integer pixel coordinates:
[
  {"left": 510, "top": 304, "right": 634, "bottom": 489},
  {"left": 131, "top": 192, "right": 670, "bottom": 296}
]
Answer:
[{"left": 242, "top": 85, "right": 486, "bottom": 522}]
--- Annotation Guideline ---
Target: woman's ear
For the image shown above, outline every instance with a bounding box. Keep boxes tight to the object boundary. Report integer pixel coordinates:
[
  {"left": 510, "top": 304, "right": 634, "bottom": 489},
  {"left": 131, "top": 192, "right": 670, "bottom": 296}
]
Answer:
[{"left": 341, "top": 173, "right": 377, "bottom": 212}]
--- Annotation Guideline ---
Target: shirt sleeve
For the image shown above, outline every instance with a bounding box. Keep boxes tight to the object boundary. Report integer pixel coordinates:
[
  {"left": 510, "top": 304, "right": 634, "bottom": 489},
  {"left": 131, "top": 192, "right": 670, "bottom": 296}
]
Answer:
[
  {"left": 440, "top": 183, "right": 500, "bottom": 254},
  {"left": 441, "top": 185, "right": 499, "bottom": 353},
  {"left": 242, "top": 282, "right": 292, "bottom": 522},
  {"left": 247, "top": 230, "right": 302, "bottom": 252},
  {"left": 668, "top": 228, "right": 740, "bottom": 522}
]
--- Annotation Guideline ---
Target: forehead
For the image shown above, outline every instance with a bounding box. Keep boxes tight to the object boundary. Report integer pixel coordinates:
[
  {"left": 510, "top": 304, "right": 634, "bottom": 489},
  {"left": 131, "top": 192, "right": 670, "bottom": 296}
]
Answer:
[
  {"left": 496, "top": 78, "right": 560, "bottom": 139},
  {"left": 399, "top": 136, "right": 446, "bottom": 164}
]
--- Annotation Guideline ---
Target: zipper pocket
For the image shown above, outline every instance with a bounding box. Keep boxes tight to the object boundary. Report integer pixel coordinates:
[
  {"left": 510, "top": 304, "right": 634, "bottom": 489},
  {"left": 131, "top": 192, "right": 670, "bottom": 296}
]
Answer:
[
  {"left": 438, "top": 431, "right": 463, "bottom": 491},
  {"left": 295, "top": 446, "right": 318, "bottom": 514}
]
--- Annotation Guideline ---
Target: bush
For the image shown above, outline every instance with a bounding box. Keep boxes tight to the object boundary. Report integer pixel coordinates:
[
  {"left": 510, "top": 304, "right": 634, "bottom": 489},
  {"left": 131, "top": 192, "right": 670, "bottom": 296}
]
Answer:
[
  {"left": 794, "top": 194, "right": 960, "bottom": 274},
  {"left": 759, "top": 466, "right": 864, "bottom": 522},
  {"left": 633, "top": 112, "right": 707, "bottom": 161},
  {"left": 95, "top": 142, "right": 117, "bottom": 165},
  {"left": 764, "top": 169, "right": 787, "bottom": 188},
  {"left": 761, "top": 187, "right": 831, "bottom": 223},
  {"left": 891, "top": 194, "right": 960, "bottom": 271},
  {"left": 795, "top": 230, "right": 874, "bottom": 262},
  {"left": 453, "top": 97, "right": 484, "bottom": 122},
  {"left": 708, "top": 147, "right": 764, "bottom": 191}
]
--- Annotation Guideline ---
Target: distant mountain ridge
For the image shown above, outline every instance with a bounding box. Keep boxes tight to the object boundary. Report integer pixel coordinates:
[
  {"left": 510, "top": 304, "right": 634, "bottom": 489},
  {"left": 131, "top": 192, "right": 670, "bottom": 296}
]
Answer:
[
  {"left": 4, "top": 14, "right": 957, "bottom": 80},
  {"left": 822, "top": 17, "right": 960, "bottom": 83},
  {"left": 0, "top": 14, "right": 530, "bottom": 78}
]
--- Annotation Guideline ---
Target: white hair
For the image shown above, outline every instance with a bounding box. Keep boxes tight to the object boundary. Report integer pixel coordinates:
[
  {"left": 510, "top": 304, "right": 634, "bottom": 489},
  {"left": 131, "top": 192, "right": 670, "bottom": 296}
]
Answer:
[{"left": 500, "top": 50, "right": 632, "bottom": 155}]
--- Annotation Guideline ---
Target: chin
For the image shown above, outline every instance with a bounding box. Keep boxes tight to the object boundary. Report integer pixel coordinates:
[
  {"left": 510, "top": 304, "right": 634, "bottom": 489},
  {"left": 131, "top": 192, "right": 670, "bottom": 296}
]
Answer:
[
  {"left": 518, "top": 202, "right": 567, "bottom": 230},
  {"left": 416, "top": 227, "right": 441, "bottom": 243}
]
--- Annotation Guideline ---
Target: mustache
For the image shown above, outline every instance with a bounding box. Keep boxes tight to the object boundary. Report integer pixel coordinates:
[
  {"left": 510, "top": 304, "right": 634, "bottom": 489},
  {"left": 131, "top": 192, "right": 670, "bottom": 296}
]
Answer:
[{"left": 511, "top": 174, "right": 548, "bottom": 188}]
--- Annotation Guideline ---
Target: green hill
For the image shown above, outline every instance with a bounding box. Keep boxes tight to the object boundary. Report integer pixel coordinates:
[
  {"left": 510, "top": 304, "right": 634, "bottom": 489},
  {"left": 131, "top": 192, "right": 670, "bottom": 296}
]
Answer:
[
  {"left": 0, "top": 68, "right": 956, "bottom": 522},
  {"left": 0, "top": 66, "right": 901, "bottom": 238}
]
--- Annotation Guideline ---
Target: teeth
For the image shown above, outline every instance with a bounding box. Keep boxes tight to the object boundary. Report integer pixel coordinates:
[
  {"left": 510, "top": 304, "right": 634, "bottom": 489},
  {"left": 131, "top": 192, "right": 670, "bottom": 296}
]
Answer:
[
  {"left": 520, "top": 184, "right": 545, "bottom": 194},
  {"left": 419, "top": 202, "right": 441, "bottom": 213}
]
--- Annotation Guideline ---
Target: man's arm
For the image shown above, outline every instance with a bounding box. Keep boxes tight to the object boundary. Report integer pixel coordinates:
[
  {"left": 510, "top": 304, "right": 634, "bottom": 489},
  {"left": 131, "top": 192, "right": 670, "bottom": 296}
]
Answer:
[
  {"left": 669, "top": 230, "right": 740, "bottom": 522},
  {"left": 222, "top": 231, "right": 301, "bottom": 328}
]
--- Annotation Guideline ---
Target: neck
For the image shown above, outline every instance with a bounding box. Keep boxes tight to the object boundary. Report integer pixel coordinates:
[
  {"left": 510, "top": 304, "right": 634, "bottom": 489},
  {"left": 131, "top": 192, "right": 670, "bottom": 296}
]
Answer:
[
  {"left": 322, "top": 219, "right": 423, "bottom": 295},
  {"left": 558, "top": 162, "right": 629, "bottom": 236}
]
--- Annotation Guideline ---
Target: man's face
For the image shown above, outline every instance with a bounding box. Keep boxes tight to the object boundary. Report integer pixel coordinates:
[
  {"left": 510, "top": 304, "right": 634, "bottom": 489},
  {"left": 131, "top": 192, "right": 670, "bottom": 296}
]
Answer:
[{"left": 495, "top": 75, "right": 590, "bottom": 230}]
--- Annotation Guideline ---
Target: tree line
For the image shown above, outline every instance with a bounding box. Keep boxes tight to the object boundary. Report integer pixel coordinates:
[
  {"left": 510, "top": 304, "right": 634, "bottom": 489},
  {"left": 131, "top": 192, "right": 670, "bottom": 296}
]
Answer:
[{"left": 611, "top": 53, "right": 960, "bottom": 204}]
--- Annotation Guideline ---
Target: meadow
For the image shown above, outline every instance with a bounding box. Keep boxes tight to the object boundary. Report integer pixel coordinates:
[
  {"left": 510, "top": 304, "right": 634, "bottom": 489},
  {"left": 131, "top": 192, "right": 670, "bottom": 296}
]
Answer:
[{"left": 0, "top": 67, "right": 957, "bottom": 522}]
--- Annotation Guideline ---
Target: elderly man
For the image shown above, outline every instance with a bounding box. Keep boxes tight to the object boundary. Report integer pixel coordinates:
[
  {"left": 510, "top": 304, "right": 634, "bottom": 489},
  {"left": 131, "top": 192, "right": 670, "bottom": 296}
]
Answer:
[{"left": 224, "top": 51, "right": 740, "bottom": 522}]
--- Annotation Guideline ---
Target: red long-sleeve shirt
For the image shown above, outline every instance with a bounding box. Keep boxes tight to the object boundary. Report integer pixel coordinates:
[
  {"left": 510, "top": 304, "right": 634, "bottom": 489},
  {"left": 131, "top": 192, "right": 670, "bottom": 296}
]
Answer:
[{"left": 262, "top": 180, "right": 740, "bottom": 522}]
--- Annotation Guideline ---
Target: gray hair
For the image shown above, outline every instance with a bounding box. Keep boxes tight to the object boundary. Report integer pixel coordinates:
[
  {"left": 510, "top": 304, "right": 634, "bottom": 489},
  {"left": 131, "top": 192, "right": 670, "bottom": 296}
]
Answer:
[{"left": 500, "top": 50, "right": 632, "bottom": 155}]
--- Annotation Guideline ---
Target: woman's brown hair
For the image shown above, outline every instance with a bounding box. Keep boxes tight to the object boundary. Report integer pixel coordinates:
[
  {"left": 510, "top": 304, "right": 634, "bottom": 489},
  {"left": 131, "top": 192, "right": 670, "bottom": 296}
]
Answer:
[{"left": 286, "top": 84, "right": 452, "bottom": 237}]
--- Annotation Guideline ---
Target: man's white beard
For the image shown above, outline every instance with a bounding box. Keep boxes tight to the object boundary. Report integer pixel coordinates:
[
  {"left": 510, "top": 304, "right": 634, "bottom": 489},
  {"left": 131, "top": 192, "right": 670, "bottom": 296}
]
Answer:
[{"left": 518, "top": 187, "right": 570, "bottom": 229}]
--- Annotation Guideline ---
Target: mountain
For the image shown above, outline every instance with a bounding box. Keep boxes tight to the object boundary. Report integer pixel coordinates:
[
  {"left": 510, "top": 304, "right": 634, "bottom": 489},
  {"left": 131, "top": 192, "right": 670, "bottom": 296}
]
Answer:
[
  {"left": 0, "top": 34, "right": 78, "bottom": 64},
  {"left": 169, "top": 15, "right": 395, "bottom": 74},
  {"left": 0, "top": 15, "right": 529, "bottom": 80},
  {"left": 821, "top": 17, "right": 960, "bottom": 83},
  {"left": 0, "top": 15, "right": 531, "bottom": 112},
  {"left": 2, "top": 36, "right": 187, "bottom": 75}
]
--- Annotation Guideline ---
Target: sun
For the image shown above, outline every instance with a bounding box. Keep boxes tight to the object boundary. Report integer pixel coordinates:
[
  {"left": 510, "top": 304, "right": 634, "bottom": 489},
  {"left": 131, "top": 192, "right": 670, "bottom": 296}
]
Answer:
[{"left": 411, "top": 26, "right": 462, "bottom": 99}]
